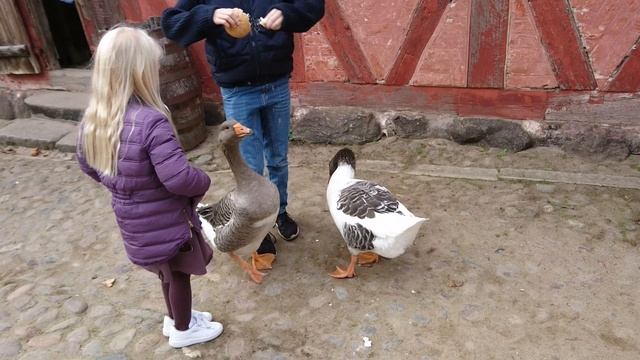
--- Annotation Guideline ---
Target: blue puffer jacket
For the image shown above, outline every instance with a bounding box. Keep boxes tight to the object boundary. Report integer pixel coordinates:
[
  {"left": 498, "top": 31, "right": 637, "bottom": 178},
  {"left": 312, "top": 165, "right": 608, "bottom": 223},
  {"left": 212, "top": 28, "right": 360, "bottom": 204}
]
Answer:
[{"left": 161, "top": 0, "right": 324, "bottom": 87}]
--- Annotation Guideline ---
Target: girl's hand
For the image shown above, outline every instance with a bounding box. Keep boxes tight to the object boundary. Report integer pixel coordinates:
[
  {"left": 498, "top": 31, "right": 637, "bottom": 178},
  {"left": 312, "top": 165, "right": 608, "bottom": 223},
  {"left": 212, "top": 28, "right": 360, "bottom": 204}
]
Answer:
[
  {"left": 213, "top": 8, "right": 241, "bottom": 28},
  {"left": 260, "top": 9, "right": 283, "bottom": 31}
]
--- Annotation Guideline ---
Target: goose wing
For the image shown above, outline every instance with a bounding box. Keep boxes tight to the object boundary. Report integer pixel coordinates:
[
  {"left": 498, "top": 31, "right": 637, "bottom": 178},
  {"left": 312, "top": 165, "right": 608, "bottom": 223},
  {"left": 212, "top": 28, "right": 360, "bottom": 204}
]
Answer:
[
  {"left": 337, "top": 181, "right": 399, "bottom": 219},
  {"left": 197, "top": 192, "right": 235, "bottom": 227},
  {"left": 342, "top": 223, "right": 375, "bottom": 251}
]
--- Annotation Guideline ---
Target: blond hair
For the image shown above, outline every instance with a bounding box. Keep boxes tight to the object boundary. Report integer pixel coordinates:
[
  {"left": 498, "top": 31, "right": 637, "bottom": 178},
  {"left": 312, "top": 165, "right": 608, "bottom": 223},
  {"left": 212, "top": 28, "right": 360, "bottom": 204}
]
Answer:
[{"left": 80, "top": 26, "right": 174, "bottom": 176}]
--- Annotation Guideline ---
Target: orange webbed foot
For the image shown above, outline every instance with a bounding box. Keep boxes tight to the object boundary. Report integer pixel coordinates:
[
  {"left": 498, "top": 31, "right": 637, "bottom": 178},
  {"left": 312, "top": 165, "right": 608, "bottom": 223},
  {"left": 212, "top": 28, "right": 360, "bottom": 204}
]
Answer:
[
  {"left": 329, "top": 266, "right": 356, "bottom": 279},
  {"left": 328, "top": 255, "right": 358, "bottom": 279},
  {"left": 248, "top": 267, "right": 266, "bottom": 284},
  {"left": 229, "top": 252, "right": 267, "bottom": 284},
  {"left": 357, "top": 252, "right": 380, "bottom": 267},
  {"left": 252, "top": 252, "right": 275, "bottom": 270}
]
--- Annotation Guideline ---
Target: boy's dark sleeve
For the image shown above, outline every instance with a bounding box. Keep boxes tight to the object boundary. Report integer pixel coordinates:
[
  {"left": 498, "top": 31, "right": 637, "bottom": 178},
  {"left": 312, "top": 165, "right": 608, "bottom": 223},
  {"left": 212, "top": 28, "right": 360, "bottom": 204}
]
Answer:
[
  {"left": 272, "top": 0, "right": 325, "bottom": 33},
  {"left": 161, "top": 0, "right": 236, "bottom": 47}
]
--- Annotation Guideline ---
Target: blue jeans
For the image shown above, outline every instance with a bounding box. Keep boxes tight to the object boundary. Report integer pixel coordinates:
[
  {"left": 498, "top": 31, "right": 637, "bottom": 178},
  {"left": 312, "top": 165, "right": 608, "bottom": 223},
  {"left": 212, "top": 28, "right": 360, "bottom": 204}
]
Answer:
[{"left": 220, "top": 77, "right": 290, "bottom": 214}]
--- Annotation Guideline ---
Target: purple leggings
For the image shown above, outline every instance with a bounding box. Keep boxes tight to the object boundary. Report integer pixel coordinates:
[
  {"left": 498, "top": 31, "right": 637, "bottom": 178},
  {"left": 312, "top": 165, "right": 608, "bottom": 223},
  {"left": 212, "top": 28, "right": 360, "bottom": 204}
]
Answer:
[{"left": 161, "top": 271, "right": 192, "bottom": 331}]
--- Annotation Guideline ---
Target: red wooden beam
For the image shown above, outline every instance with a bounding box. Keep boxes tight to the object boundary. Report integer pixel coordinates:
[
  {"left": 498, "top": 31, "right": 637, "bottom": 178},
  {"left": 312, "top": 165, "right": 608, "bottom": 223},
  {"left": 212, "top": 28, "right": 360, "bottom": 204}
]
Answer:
[
  {"left": 606, "top": 36, "right": 640, "bottom": 92},
  {"left": 319, "top": 0, "right": 375, "bottom": 83},
  {"left": 385, "top": 0, "right": 449, "bottom": 85},
  {"left": 291, "top": 33, "right": 306, "bottom": 82},
  {"left": 529, "top": 0, "right": 596, "bottom": 90},
  {"left": 467, "top": 0, "right": 510, "bottom": 88},
  {"left": 291, "top": 82, "right": 550, "bottom": 120}
]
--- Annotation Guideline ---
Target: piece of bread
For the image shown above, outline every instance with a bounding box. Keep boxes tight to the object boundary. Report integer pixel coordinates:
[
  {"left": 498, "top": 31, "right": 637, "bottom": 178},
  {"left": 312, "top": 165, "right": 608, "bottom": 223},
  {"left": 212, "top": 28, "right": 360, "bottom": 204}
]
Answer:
[{"left": 225, "top": 9, "right": 251, "bottom": 39}]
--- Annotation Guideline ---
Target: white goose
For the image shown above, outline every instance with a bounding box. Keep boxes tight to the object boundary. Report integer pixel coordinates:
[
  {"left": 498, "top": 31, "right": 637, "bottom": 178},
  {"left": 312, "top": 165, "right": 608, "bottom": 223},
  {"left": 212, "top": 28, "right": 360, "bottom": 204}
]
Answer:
[
  {"left": 197, "top": 120, "right": 279, "bottom": 284},
  {"left": 326, "top": 148, "right": 427, "bottom": 278}
]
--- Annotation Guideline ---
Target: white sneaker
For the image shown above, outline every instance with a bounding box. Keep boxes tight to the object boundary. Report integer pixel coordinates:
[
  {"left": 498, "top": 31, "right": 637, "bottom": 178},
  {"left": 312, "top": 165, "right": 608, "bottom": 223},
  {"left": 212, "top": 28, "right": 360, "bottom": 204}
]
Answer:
[
  {"left": 162, "top": 310, "right": 213, "bottom": 337},
  {"left": 168, "top": 320, "right": 223, "bottom": 348}
]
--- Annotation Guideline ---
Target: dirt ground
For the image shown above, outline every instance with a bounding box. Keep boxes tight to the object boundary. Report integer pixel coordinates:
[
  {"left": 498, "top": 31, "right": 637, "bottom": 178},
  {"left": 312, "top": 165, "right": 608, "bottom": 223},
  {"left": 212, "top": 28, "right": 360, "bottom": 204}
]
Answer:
[{"left": 1, "top": 131, "right": 639, "bottom": 359}]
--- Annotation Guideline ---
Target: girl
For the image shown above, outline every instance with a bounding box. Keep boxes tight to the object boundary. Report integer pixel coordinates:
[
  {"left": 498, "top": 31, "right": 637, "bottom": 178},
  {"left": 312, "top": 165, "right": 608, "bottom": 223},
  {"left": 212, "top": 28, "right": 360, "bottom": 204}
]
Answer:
[{"left": 76, "top": 27, "right": 222, "bottom": 348}]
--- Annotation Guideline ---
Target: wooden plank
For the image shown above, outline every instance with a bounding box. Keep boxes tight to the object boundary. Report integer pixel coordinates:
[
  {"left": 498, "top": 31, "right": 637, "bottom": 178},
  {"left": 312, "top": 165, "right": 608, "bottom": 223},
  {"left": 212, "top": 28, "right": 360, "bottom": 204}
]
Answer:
[
  {"left": 23, "top": 0, "right": 60, "bottom": 70},
  {"left": 529, "top": 0, "right": 597, "bottom": 90},
  {"left": 291, "top": 33, "right": 306, "bottom": 82},
  {"left": 456, "top": 88, "right": 549, "bottom": 119},
  {"left": 499, "top": 168, "right": 640, "bottom": 190},
  {"left": 546, "top": 92, "right": 640, "bottom": 125},
  {"left": 291, "top": 82, "right": 550, "bottom": 120},
  {"left": 0, "top": 45, "right": 28, "bottom": 58},
  {"left": 467, "top": 0, "right": 510, "bottom": 88},
  {"left": 0, "top": 0, "right": 40, "bottom": 74},
  {"left": 74, "top": 0, "right": 100, "bottom": 50},
  {"left": 606, "top": 36, "right": 640, "bottom": 92},
  {"left": 319, "top": 0, "right": 375, "bottom": 83},
  {"left": 385, "top": 0, "right": 449, "bottom": 85}
]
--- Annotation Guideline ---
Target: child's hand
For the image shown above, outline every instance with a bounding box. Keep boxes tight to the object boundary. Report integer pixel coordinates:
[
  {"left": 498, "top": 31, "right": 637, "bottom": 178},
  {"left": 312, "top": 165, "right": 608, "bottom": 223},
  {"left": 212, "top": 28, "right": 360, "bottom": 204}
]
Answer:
[
  {"left": 213, "top": 8, "right": 242, "bottom": 28},
  {"left": 260, "top": 9, "right": 283, "bottom": 31},
  {"left": 191, "top": 195, "right": 204, "bottom": 209}
]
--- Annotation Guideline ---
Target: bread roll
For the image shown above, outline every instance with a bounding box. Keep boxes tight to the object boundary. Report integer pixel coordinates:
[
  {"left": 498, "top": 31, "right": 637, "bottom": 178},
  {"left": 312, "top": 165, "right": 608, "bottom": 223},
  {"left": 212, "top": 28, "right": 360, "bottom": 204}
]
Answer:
[{"left": 225, "top": 9, "right": 251, "bottom": 39}]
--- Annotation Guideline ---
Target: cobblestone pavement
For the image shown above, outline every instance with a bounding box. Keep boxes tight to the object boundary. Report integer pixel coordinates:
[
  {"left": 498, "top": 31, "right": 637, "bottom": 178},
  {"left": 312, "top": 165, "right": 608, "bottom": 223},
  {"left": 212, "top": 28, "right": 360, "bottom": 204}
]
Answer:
[{"left": 1, "top": 138, "right": 639, "bottom": 359}]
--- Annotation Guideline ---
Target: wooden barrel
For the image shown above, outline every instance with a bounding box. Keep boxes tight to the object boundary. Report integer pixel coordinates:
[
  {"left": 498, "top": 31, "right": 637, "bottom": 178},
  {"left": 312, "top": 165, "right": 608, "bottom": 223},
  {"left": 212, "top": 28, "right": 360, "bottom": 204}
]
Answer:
[{"left": 143, "top": 17, "right": 207, "bottom": 151}]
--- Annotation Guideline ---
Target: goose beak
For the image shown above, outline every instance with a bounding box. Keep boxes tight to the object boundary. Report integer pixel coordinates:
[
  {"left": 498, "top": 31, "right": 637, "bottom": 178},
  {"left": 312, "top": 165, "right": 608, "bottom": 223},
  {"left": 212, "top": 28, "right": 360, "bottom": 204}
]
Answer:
[{"left": 233, "top": 123, "right": 253, "bottom": 138}]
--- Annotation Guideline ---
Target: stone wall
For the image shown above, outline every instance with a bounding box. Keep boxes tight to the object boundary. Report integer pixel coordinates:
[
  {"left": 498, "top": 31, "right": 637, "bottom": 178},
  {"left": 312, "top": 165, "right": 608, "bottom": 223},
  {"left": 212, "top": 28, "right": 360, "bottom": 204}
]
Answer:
[{"left": 291, "top": 106, "right": 640, "bottom": 160}]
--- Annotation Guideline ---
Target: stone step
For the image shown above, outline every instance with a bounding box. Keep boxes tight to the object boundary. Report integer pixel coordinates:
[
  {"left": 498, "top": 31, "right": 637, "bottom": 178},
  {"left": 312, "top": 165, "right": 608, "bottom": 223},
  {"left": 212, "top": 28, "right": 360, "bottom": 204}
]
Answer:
[
  {"left": 25, "top": 91, "right": 89, "bottom": 121},
  {"left": 49, "top": 68, "right": 92, "bottom": 92},
  {"left": 0, "top": 117, "right": 77, "bottom": 152}
]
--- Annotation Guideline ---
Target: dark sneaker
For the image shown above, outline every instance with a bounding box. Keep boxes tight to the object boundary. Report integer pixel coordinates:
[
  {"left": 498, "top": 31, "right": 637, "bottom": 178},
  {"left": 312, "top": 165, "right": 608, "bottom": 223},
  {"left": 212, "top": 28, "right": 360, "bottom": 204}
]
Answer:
[
  {"left": 256, "top": 233, "right": 276, "bottom": 255},
  {"left": 276, "top": 212, "right": 299, "bottom": 241}
]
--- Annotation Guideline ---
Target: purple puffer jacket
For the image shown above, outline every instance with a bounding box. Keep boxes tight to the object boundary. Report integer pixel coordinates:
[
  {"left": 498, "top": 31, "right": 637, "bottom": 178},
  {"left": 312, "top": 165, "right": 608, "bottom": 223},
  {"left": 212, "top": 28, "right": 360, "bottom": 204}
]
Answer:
[{"left": 77, "top": 101, "right": 211, "bottom": 266}]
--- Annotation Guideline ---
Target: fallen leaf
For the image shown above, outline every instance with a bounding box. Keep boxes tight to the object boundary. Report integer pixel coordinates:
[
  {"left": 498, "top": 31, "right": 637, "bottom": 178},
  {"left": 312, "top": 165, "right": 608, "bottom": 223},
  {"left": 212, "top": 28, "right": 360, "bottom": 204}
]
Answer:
[
  {"left": 102, "top": 278, "right": 116, "bottom": 288},
  {"left": 31, "top": 148, "right": 41, "bottom": 157},
  {"left": 182, "top": 348, "right": 202, "bottom": 358},
  {"left": 447, "top": 279, "right": 464, "bottom": 288}
]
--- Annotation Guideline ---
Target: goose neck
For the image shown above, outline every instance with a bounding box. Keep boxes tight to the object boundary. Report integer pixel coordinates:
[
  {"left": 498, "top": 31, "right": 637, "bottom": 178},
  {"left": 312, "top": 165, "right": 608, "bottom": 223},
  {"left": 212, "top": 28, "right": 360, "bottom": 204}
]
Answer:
[{"left": 223, "top": 141, "right": 258, "bottom": 188}]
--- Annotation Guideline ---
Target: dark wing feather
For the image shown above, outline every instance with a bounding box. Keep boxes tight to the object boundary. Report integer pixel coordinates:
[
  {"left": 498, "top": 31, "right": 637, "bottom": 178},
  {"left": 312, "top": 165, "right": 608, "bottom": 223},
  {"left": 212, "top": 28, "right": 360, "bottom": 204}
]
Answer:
[
  {"left": 337, "top": 181, "right": 399, "bottom": 219},
  {"left": 343, "top": 223, "right": 375, "bottom": 251},
  {"left": 197, "top": 192, "right": 234, "bottom": 227}
]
